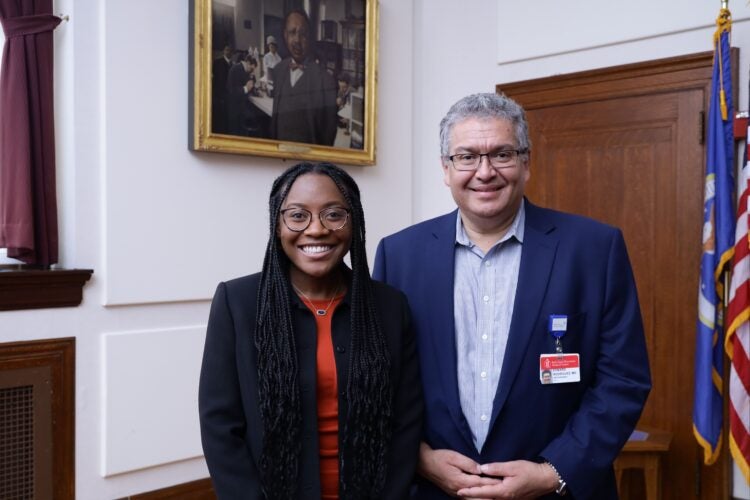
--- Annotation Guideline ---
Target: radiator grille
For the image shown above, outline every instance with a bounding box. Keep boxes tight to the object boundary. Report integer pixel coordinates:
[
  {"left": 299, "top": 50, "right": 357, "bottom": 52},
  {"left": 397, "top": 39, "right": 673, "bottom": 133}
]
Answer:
[{"left": 0, "top": 385, "right": 34, "bottom": 499}]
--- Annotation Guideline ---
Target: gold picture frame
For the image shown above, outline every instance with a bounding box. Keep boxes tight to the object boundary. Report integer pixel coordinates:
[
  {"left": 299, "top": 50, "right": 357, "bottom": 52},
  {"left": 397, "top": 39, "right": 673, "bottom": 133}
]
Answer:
[{"left": 189, "top": 0, "right": 378, "bottom": 166}]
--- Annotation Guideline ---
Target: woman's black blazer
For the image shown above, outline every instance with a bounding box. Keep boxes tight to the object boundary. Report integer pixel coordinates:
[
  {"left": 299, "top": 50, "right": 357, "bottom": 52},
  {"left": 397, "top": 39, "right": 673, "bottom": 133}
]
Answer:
[{"left": 198, "top": 272, "right": 423, "bottom": 499}]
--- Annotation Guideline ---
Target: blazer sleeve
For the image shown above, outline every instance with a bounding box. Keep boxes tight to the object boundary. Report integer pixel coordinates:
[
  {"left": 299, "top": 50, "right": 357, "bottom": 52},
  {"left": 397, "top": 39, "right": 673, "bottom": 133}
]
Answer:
[
  {"left": 381, "top": 293, "right": 424, "bottom": 499},
  {"left": 539, "top": 230, "right": 651, "bottom": 499},
  {"left": 373, "top": 238, "right": 387, "bottom": 282},
  {"left": 199, "top": 282, "right": 263, "bottom": 499}
]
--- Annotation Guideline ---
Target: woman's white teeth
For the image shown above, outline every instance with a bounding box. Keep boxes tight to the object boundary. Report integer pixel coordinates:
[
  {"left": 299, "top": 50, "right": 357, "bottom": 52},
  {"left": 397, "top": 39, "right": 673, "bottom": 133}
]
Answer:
[{"left": 301, "top": 245, "right": 331, "bottom": 254}]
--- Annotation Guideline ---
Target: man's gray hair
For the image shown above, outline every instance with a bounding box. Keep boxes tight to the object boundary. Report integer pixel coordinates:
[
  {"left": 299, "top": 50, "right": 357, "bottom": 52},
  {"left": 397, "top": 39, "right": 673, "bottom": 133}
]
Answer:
[{"left": 439, "top": 92, "right": 531, "bottom": 157}]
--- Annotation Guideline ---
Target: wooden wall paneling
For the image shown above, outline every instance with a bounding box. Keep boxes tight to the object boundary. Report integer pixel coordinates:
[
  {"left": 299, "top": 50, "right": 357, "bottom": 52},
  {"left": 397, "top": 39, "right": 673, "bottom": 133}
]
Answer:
[
  {"left": 120, "top": 478, "right": 215, "bottom": 500},
  {"left": 0, "top": 338, "right": 75, "bottom": 499}
]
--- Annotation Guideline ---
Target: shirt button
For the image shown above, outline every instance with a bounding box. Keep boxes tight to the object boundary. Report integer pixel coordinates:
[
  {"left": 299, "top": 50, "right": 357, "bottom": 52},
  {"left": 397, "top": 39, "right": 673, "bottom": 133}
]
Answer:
[
  {"left": 480, "top": 371, "right": 487, "bottom": 378},
  {"left": 485, "top": 261, "right": 491, "bottom": 267},
  {"left": 481, "top": 334, "right": 488, "bottom": 340},
  {"left": 480, "top": 414, "right": 488, "bottom": 421},
  {"left": 336, "top": 345, "right": 345, "bottom": 353},
  {"left": 483, "top": 295, "right": 490, "bottom": 302}
]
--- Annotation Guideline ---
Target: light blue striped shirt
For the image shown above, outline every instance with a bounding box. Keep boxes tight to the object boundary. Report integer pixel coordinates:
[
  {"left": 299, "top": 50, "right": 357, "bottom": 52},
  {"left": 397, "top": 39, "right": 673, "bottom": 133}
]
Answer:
[{"left": 453, "top": 202, "right": 525, "bottom": 450}]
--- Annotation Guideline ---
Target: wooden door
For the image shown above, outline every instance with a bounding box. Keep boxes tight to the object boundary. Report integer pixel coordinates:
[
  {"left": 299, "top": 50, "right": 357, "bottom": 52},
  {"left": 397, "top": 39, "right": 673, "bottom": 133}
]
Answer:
[{"left": 501, "top": 52, "right": 734, "bottom": 499}]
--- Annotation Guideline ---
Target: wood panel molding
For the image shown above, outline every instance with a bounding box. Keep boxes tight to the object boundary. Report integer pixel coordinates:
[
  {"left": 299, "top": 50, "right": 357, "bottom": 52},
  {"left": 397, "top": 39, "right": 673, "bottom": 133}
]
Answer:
[
  {"left": 0, "top": 268, "right": 93, "bottom": 311},
  {"left": 0, "top": 337, "right": 75, "bottom": 499},
  {"left": 121, "top": 478, "right": 215, "bottom": 500},
  {"left": 498, "top": 51, "right": 717, "bottom": 109}
]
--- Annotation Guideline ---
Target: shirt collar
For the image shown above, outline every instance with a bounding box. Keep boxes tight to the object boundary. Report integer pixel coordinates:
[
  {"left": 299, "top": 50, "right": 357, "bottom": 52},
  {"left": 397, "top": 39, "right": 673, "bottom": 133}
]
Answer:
[
  {"left": 455, "top": 199, "right": 526, "bottom": 248},
  {"left": 289, "top": 57, "right": 309, "bottom": 71}
]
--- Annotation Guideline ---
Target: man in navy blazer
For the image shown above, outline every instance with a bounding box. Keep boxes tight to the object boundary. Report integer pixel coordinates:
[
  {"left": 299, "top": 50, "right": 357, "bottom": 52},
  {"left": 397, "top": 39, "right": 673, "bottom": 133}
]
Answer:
[{"left": 373, "top": 92, "right": 651, "bottom": 499}]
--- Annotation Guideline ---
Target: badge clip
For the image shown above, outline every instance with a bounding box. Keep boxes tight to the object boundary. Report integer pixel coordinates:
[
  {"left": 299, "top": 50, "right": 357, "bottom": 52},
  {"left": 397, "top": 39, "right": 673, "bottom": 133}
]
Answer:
[{"left": 547, "top": 314, "right": 568, "bottom": 355}]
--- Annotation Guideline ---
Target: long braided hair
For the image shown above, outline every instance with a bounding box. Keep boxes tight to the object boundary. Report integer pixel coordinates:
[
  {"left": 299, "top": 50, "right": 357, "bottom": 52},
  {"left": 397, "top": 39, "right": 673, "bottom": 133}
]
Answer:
[{"left": 255, "top": 162, "right": 393, "bottom": 499}]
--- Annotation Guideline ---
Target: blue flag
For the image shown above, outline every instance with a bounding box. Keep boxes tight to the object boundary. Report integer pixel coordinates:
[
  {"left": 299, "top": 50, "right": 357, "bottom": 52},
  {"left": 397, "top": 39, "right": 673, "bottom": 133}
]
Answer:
[{"left": 694, "top": 14, "right": 734, "bottom": 465}]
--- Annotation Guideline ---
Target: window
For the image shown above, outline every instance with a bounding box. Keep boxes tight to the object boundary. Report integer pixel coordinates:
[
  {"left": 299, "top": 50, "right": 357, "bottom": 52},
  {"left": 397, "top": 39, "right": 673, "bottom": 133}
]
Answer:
[{"left": 0, "top": 17, "right": 92, "bottom": 310}]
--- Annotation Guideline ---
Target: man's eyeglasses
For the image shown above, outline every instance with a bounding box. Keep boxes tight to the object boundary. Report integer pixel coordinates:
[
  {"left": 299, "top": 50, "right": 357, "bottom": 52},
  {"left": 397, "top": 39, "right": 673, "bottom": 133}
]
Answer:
[
  {"left": 447, "top": 149, "right": 528, "bottom": 171},
  {"left": 280, "top": 207, "right": 350, "bottom": 232}
]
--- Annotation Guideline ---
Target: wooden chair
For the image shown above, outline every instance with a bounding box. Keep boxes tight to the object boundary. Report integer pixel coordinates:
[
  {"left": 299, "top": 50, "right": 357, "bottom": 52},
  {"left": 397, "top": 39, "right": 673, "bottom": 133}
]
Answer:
[{"left": 614, "top": 427, "right": 672, "bottom": 500}]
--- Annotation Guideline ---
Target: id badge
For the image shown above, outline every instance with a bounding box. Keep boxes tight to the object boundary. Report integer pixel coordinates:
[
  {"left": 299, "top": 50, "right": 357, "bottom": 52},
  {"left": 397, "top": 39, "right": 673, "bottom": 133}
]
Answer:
[{"left": 540, "top": 353, "right": 581, "bottom": 384}]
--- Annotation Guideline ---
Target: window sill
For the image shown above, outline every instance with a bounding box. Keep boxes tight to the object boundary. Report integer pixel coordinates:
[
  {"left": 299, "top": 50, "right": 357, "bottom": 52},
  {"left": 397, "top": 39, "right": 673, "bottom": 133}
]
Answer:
[{"left": 0, "top": 268, "right": 94, "bottom": 311}]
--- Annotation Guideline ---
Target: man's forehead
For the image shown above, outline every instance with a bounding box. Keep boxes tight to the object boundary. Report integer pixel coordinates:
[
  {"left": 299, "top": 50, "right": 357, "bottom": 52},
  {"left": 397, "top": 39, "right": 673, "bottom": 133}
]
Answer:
[
  {"left": 455, "top": 115, "right": 512, "bottom": 129},
  {"left": 450, "top": 116, "right": 516, "bottom": 144},
  {"left": 286, "top": 12, "right": 308, "bottom": 28}
]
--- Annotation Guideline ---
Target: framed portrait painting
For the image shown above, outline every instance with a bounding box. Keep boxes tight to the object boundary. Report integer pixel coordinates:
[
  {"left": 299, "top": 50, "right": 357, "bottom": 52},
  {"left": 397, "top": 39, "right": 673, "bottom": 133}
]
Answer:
[{"left": 189, "top": 0, "right": 378, "bottom": 166}]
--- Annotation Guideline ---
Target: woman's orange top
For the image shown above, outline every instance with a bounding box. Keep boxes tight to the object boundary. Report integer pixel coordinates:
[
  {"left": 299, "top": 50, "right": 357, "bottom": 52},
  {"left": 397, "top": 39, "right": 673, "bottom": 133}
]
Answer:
[{"left": 302, "top": 296, "right": 345, "bottom": 500}]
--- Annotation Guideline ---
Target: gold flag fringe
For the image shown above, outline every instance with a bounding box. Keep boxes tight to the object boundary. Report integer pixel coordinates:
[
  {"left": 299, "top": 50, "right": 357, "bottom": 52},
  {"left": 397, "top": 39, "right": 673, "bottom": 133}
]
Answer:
[{"left": 714, "top": 8, "right": 732, "bottom": 121}]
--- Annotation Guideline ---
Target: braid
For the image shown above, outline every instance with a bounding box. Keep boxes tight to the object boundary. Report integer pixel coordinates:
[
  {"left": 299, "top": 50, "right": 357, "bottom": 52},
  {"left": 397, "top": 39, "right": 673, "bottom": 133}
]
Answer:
[
  {"left": 255, "top": 167, "right": 307, "bottom": 499},
  {"left": 325, "top": 171, "right": 393, "bottom": 499},
  {"left": 256, "top": 162, "right": 393, "bottom": 500}
]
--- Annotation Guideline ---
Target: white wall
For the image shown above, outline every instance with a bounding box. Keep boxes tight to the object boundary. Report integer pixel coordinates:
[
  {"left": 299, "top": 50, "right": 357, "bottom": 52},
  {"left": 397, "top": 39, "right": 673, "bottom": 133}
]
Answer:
[
  {"left": 3, "top": 0, "right": 413, "bottom": 497},
  {"left": 497, "top": 0, "right": 720, "bottom": 64},
  {"left": 0, "top": 0, "right": 748, "bottom": 497}
]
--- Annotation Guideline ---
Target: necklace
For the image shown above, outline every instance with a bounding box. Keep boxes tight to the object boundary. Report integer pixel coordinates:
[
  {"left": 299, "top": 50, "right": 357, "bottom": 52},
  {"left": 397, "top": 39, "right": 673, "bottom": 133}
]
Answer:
[{"left": 293, "top": 284, "right": 341, "bottom": 316}]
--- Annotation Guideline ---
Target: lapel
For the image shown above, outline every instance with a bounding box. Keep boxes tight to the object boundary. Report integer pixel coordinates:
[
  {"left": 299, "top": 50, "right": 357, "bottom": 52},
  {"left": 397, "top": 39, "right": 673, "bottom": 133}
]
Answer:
[
  {"left": 277, "top": 59, "right": 293, "bottom": 92},
  {"left": 489, "top": 202, "right": 559, "bottom": 430},
  {"left": 426, "top": 211, "right": 477, "bottom": 451}
]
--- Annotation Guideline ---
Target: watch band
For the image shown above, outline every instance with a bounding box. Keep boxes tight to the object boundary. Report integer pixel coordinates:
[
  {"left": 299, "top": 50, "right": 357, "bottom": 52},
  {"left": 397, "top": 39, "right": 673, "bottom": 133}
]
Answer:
[{"left": 544, "top": 461, "right": 568, "bottom": 496}]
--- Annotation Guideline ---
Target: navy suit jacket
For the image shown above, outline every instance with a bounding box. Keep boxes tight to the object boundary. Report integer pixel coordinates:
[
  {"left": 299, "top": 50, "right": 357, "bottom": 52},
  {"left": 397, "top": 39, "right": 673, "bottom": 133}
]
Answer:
[{"left": 373, "top": 201, "right": 651, "bottom": 499}]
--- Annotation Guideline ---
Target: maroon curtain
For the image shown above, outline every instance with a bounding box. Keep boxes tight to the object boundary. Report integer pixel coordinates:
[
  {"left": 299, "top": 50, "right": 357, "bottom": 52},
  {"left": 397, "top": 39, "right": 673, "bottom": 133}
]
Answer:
[{"left": 0, "top": 1, "right": 61, "bottom": 266}]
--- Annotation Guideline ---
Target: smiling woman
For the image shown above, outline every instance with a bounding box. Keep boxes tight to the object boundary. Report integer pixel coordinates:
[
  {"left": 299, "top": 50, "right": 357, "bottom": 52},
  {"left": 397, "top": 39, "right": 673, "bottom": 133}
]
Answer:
[
  {"left": 277, "top": 173, "right": 353, "bottom": 294},
  {"left": 198, "top": 162, "right": 423, "bottom": 499}
]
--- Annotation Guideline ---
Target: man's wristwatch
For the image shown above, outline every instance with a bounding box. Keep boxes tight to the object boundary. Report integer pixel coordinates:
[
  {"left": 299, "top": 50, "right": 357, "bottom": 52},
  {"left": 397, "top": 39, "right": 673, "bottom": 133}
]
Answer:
[{"left": 544, "top": 461, "right": 568, "bottom": 496}]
